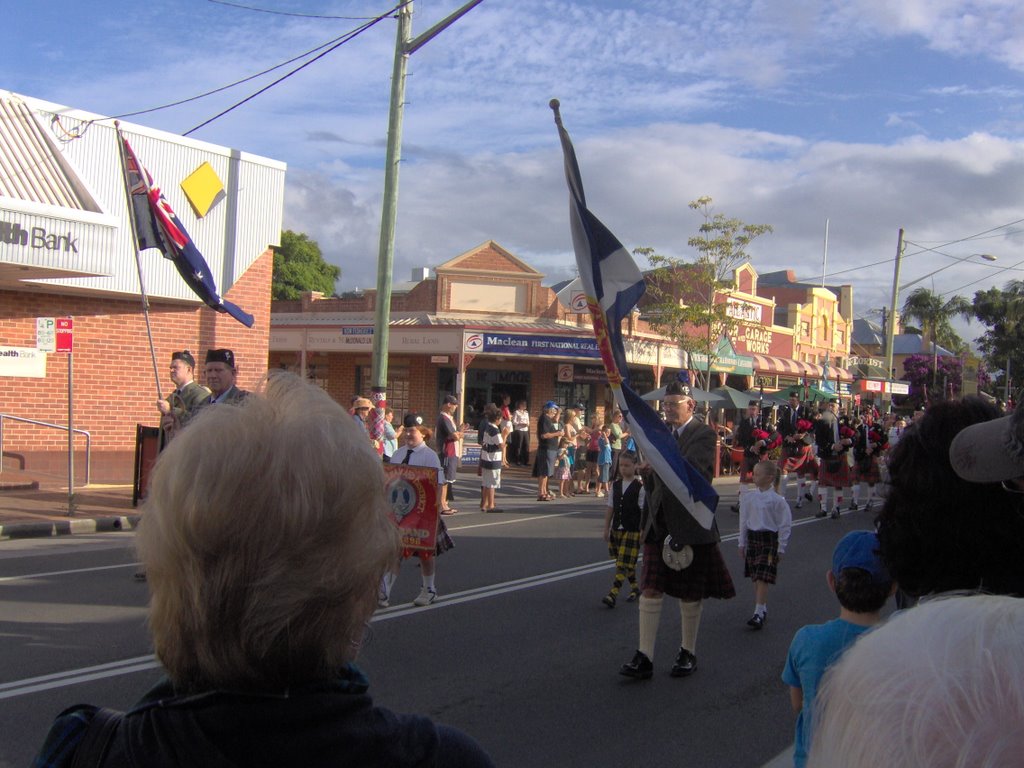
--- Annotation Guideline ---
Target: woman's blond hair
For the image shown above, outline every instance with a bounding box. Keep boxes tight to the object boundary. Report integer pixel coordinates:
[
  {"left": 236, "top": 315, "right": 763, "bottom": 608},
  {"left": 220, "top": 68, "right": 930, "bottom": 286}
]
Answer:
[{"left": 137, "top": 372, "right": 399, "bottom": 692}]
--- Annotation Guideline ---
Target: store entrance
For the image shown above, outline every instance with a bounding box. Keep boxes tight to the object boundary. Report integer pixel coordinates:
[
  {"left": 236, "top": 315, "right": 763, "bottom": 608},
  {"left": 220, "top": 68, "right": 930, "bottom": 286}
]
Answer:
[{"left": 463, "top": 368, "right": 531, "bottom": 429}]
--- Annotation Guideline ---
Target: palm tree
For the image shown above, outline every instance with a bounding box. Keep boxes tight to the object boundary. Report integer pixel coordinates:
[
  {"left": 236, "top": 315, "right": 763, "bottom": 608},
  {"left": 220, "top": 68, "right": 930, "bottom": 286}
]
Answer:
[{"left": 901, "top": 287, "right": 972, "bottom": 399}]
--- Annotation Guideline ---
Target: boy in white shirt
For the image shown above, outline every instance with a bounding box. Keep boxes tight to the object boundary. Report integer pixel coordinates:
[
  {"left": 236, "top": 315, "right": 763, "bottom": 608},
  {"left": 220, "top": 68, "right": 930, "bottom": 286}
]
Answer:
[{"left": 738, "top": 460, "right": 792, "bottom": 629}]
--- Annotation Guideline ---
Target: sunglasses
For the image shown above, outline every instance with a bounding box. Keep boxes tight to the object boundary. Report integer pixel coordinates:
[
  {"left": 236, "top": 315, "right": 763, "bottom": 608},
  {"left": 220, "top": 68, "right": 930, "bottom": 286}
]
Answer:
[{"left": 1001, "top": 479, "right": 1024, "bottom": 494}]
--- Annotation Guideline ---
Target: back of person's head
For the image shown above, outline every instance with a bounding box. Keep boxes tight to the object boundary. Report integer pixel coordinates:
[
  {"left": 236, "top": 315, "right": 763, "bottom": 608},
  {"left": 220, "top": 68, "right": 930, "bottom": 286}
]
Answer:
[
  {"left": 137, "top": 372, "right": 399, "bottom": 693},
  {"left": 830, "top": 531, "right": 892, "bottom": 614},
  {"left": 482, "top": 402, "right": 500, "bottom": 422},
  {"left": 875, "top": 396, "right": 1024, "bottom": 597},
  {"left": 809, "top": 595, "right": 1024, "bottom": 767}
]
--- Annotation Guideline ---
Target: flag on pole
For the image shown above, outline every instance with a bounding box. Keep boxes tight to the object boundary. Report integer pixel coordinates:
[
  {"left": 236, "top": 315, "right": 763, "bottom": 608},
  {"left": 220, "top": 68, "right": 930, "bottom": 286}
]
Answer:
[
  {"left": 550, "top": 100, "right": 718, "bottom": 531},
  {"left": 119, "top": 135, "right": 254, "bottom": 328}
]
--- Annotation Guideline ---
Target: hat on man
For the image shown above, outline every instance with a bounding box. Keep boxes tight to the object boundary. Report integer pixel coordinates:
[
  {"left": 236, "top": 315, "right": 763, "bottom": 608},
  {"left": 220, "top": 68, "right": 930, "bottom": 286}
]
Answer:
[
  {"left": 544, "top": 401, "right": 559, "bottom": 410},
  {"left": 665, "top": 380, "right": 690, "bottom": 397},
  {"left": 352, "top": 397, "right": 373, "bottom": 410},
  {"left": 443, "top": 394, "right": 458, "bottom": 406},
  {"left": 748, "top": 400, "right": 760, "bottom": 407},
  {"left": 205, "top": 349, "right": 235, "bottom": 368},
  {"left": 832, "top": 531, "right": 890, "bottom": 584},
  {"left": 403, "top": 413, "right": 424, "bottom": 429},
  {"left": 949, "top": 406, "right": 1024, "bottom": 483},
  {"left": 171, "top": 350, "right": 195, "bottom": 369}
]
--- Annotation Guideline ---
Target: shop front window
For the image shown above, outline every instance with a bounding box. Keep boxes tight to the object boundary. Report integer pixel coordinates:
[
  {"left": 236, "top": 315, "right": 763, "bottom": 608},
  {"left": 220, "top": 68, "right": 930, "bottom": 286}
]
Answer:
[
  {"left": 457, "top": 368, "right": 531, "bottom": 429},
  {"left": 357, "top": 365, "right": 410, "bottom": 417}
]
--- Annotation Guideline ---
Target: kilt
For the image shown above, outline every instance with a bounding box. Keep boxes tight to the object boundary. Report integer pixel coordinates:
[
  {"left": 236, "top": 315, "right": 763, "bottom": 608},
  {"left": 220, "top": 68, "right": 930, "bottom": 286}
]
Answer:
[
  {"left": 738, "top": 451, "right": 759, "bottom": 484},
  {"left": 853, "top": 454, "right": 881, "bottom": 485},
  {"left": 641, "top": 541, "right": 736, "bottom": 601},
  {"left": 779, "top": 444, "right": 816, "bottom": 475},
  {"left": 743, "top": 529, "right": 780, "bottom": 584},
  {"left": 818, "top": 453, "right": 851, "bottom": 488},
  {"left": 403, "top": 516, "right": 454, "bottom": 560},
  {"left": 608, "top": 529, "right": 641, "bottom": 571}
]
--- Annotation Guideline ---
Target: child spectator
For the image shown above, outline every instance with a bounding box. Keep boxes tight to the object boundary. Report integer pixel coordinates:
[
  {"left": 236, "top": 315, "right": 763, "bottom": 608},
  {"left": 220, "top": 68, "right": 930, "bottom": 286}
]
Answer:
[
  {"left": 596, "top": 425, "right": 612, "bottom": 497},
  {"left": 738, "top": 460, "right": 791, "bottom": 628},
  {"left": 478, "top": 404, "right": 505, "bottom": 513},
  {"left": 601, "top": 450, "right": 642, "bottom": 607},
  {"left": 782, "top": 531, "right": 893, "bottom": 768},
  {"left": 556, "top": 436, "right": 573, "bottom": 498}
]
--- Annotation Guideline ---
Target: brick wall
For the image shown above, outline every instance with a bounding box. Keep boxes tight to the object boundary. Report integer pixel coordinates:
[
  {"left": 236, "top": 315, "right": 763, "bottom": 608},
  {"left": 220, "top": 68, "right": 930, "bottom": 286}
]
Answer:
[{"left": 0, "top": 249, "right": 273, "bottom": 455}]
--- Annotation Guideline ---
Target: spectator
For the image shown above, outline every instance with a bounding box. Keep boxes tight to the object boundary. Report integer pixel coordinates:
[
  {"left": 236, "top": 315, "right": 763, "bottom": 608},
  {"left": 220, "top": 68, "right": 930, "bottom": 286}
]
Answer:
[
  {"left": 949, "top": 398, "right": 1024, "bottom": 492},
  {"left": 478, "top": 404, "right": 505, "bottom": 513},
  {"left": 807, "top": 595, "right": 1024, "bottom": 768},
  {"left": 532, "top": 402, "right": 563, "bottom": 501},
  {"left": 32, "top": 374, "right": 493, "bottom": 768},
  {"left": 436, "top": 395, "right": 462, "bottom": 515},
  {"left": 509, "top": 400, "right": 531, "bottom": 466}
]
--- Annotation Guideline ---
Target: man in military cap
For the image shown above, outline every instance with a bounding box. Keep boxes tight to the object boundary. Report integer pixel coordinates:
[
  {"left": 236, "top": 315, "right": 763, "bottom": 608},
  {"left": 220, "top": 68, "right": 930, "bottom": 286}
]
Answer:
[
  {"left": 202, "top": 348, "right": 249, "bottom": 406},
  {"left": 157, "top": 350, "right": 210, "bottom": 428}
]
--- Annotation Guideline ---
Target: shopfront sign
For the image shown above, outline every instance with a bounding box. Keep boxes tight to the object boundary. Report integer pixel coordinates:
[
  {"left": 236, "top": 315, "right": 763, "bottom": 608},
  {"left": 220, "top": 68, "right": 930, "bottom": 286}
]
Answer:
[
  {"left": 726, "top": 298, "right": 762, "bottom": 323},
  {"left": 0, "top": 347, "right": 46, "bottom": 378},
  {"left": 465, "top": 332, "right": 600, "bottom": 359},
  {"left": 269, "top": 327, "right": 460, "bottom": 353}
]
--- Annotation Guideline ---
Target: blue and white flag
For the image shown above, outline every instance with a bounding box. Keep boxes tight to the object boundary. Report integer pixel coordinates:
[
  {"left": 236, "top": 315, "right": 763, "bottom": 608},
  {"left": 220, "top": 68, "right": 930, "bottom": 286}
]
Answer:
[{"left": 551, "top": 100, "right": 717, "bottom": 530}]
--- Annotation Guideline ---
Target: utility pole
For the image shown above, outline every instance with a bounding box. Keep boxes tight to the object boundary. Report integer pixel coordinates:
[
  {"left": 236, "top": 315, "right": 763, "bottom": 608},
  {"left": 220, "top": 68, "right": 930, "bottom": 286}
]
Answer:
[
  {"left": 370, "top": 0, "right": 484, "bottom": 397},
  {"left": 883, "top": 228, "right": 904, "bottom": 414}
]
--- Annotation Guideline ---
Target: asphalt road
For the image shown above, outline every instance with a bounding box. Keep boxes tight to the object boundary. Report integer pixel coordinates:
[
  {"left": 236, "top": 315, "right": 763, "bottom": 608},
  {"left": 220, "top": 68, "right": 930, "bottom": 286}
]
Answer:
[{"left": 0, "top": 479, "right": 884, "bottom": 768}]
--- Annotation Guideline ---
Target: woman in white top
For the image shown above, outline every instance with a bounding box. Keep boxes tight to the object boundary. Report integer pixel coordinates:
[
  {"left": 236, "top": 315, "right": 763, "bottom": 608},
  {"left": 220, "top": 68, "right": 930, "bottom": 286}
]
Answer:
[{"left": 510, "top": 400, "right": 531, "bottom": 466}]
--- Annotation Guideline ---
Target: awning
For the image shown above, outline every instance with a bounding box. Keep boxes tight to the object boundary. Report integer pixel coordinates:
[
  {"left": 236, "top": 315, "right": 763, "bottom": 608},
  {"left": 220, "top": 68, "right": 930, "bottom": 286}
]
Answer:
[
  {"left": 803, "top": 363, "right": 854, "bottom": 382},
  {"left": 749, "top": 354, "right": 816, "bottom": 377}
]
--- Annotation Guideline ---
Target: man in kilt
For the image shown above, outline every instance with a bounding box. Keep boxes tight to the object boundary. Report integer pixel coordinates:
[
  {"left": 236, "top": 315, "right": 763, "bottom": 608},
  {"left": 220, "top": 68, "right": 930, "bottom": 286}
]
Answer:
[
  {"left": 850, "top": 412, "right": 885, "bottom": 512},
  {"left": 619, "top": 381, "right": 736, "bottom": 681},
  {"left": 777, "top": 393, "right": 817, "bottom": 508},
  {"left": 730, "top": 400, "right": 764, "bottom": 513},
  {"left": 813, "top": 399, "right": 854, "bottom": 519}
]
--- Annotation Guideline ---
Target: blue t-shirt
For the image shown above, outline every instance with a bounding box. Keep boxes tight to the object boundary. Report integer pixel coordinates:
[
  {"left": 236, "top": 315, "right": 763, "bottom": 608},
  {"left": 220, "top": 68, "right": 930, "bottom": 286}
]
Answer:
[
  {"left": 782, "top": 618, "right": 874, "bottom": 768},
  {"left": 598, "top": 436, "right": 612, "bottom": 465}
]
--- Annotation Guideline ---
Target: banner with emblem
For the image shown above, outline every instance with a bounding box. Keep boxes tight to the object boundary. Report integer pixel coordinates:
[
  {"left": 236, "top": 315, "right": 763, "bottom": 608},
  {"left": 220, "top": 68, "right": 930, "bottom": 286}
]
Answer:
[{"left": 383, "top": 464, "right": 439, "bottom": 551}]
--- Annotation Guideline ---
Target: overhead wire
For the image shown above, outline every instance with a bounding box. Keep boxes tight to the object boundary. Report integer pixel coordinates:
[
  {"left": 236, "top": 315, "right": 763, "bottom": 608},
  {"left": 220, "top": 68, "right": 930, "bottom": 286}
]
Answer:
[
  {"left": 184, "top": 2, "right": 402, "bottom": 136},
  {"left": 206, "top": 0, "right": 379, "bottom": 19}
]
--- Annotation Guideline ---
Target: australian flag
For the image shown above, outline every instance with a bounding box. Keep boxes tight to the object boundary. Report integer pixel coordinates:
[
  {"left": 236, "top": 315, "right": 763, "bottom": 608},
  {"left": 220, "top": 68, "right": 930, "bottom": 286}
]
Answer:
[
  {"left": 120, "top": 136, "right": 254, "bottom": 328},
  {"left": 551, "top": 100, "right": 718, "bottom": 532}
]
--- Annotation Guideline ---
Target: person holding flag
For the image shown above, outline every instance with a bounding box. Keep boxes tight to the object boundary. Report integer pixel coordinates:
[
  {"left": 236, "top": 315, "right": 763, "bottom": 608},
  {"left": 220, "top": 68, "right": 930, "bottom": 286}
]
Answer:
[{"left": 550, "top": 100, "right": 734, "bottom": 682}]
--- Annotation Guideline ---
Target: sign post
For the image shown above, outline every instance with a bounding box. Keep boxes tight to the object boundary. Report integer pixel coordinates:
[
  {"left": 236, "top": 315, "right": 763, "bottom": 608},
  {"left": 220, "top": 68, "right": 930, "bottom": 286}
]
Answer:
[{"left": 55, "top": 318, "right": 75, "bottom": 515}]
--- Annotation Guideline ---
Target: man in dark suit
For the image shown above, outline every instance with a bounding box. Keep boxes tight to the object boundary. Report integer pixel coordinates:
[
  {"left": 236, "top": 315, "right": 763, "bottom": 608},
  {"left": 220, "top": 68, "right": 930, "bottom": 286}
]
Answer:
[
  {"left": 730, "top": 400, "right": 764, "bottom": 513},
  {"left": 777, "top": 393, "right": 815, "bottom": 507},
  {"left": 619, "top": 381, "right": 736, "bottom": 681}
]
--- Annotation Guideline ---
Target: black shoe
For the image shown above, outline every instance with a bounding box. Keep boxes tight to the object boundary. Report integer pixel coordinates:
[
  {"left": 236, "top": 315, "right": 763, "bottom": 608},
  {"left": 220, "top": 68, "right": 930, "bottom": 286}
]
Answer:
[
  {"left": 626, "top": 588, "right": 640, "bottom": 602},
  {"left": 747, "top": 613, "right": 765, "bottom": 630},
  {"left": 619, "top": 650, "right": 653, "bottom": 680},
  {"left": 814, "top": 510, "right": 828, "bottom": 519},
  {"left": 670, "top": 647, "right": 697, "bottom": 677},
  {"left": 831, "top": 507, "right": 841, "bottom": 520},
  {"left": 602, "top": 593, "right": 616, "bottom": 609},
  {"left": 730, "top": 504, "right": 740, "bottom": 514},
  {"left": 848, "top": 501, "right": 859, "bottom": 511},
  {"left": 133, "top": 571, "right": 147, "bottom": 582},
  {"left": 804, "top": 492, "right": 814, "bottom": 502}
]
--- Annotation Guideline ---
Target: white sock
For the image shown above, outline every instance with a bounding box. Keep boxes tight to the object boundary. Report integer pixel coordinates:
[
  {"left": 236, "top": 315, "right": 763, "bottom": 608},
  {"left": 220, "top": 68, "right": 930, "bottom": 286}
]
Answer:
[
  {"left": 423, "top": 572, "right": 436, "bottom": 591},
  {"left": 382, "top": 571, "right": 396, "bottom": 597},
  {"left": 852, "top": 484, "right": 861, "bottom": 504},
  {"left": 638, "top": 595, "right": 663, "bottom": 659},
  {"left": 680, "top": 600, "right": 703, "bottom": 653},
  {"left": 810, "top": 480, "right": 819, "bottom": 497},
  {"left": 755, "top": 603, "right": 767, "bottom": 616}
]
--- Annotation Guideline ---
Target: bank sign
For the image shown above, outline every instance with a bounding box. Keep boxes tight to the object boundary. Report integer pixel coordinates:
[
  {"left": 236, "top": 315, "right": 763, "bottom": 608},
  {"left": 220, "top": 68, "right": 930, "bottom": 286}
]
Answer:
[{"left": 464, "top": 332, "right": 600, "bottom": 359}]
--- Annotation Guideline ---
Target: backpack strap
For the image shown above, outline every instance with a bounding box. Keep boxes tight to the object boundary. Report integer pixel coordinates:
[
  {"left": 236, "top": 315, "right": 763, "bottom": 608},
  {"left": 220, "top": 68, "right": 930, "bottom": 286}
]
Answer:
[{"left": 71, "top": 708, "right": 124, "bottom": 768}]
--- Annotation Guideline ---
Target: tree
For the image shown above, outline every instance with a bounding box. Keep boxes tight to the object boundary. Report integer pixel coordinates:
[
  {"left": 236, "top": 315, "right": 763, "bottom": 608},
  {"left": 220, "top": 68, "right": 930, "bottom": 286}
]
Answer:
[
  {"left": 272, "top": 230, "right": 340, "bottom": 301},
  {"left": 972, "top": 279, "right": 1024, "bottom": 403},
  {"left": 901, "top": 353, "right": 989, "bottom": 406},
  {"left": 900, "top": 287, "right": 971, "bottom": 399},
  {"left": 635, "top": 197, "right": 772, "bottom": 390}
]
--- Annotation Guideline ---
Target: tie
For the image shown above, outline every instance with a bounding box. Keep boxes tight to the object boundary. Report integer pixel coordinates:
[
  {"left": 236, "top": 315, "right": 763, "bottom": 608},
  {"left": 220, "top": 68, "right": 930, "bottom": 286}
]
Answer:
[{"left": 401, "top": 448, "right": 413, "bottom": 464}]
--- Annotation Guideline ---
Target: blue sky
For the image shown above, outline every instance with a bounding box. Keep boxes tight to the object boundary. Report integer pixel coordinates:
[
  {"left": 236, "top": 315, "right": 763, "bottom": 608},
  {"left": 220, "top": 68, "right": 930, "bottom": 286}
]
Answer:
[{"left": 5, "top": 0, "right": 1024, "bottom": 339}]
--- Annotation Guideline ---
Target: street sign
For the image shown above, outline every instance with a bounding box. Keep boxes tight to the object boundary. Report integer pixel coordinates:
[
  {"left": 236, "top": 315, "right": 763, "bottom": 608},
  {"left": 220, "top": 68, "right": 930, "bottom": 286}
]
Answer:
[
  {"left": 55, "top": 318, "right": 73, "bottom": 353},
  {"left": 36, "top": 317, "right": 56, "bottom": 352}
]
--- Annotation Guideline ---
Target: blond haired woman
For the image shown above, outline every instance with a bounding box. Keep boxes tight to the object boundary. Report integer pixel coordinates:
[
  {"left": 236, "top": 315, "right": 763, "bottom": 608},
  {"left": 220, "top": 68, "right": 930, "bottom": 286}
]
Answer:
[{"left": 33, "top": 374, "right": 493, "bottom": 768}]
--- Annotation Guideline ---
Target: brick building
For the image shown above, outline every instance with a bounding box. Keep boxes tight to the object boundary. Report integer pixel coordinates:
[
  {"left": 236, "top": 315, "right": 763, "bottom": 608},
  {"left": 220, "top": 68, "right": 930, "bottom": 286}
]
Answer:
[{"left": 0, "top": 92, "right": 284, "bottom": 482}]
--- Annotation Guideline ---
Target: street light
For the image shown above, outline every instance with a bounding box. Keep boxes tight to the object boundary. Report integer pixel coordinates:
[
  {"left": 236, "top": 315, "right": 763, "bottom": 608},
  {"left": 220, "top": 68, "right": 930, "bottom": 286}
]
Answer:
[{"left": 883, "top": 229, "right": 997, "bottom": 411}]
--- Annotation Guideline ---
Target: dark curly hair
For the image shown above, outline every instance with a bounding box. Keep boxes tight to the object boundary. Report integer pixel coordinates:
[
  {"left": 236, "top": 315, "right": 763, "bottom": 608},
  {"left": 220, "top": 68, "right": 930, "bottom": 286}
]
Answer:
[
  {"left": 834, "top": 568, "right": 892, "bottom": 613},
  {"left": 875, "top": 397, "right": 1024, "bottom": 597}
]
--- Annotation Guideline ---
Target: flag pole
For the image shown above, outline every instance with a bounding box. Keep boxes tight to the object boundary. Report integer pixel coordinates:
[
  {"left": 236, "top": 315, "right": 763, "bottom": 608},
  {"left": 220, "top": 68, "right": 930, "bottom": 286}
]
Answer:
[{"left": 114, "top": 122, "right": 164, "bottom": 402}]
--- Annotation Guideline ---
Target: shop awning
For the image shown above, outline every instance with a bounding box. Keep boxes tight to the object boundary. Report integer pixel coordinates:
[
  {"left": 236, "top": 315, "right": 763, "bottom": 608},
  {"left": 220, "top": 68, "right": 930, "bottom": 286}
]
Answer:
[
  {"left": 749, "top": 354, "right": 817, "bottom": 376},
  {"left": 803, "top": 362, "right": 854, "bottom": 382}
]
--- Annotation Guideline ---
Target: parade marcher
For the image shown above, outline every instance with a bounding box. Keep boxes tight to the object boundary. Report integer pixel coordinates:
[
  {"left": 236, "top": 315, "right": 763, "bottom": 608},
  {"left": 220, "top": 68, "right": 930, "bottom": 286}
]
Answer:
[
  {"left": 385, "top": 414, "right": 456, "bottom": 607},
  {"left": 619, "top": 381, "right": 736, "bottom": 681},
  {"left": 776, "top": 394, "right": 814, "bottom": 507},
  {"left": 156, "top": 350, "right": 210, "bottom": 441},
  {"left": 731, "top": 400, "right": 764, "bottom": 513},
  {"left": 201, "top": 348, "right": 249, "bottom": 406},
  {"left": 738, "top": 461, "right": 792, "bottom": 629},
  {"left": 435, "top": 395, "right": 462, "bottom": 515},
  {"left": 813, "top": 399, "right": 853, "bottom": 519},
  {"left": 602, "top": 450, "right": 642, "bottom": 608},
  {"left": 887, "top": 416, "right": 907, "bottom": 449},
  {"left": 850, "top": 413, "right": 886, "bottom": 511},
  {"left": 532, "top": 401, "right": 563, "bottom": 501},
  {"left": 509, "top": 400, "right": 531, "bottom": 466}
]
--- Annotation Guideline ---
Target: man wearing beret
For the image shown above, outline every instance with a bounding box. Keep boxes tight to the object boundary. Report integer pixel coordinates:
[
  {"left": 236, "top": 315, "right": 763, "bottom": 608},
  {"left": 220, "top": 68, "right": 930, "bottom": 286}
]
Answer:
[
  {"left": 202, "top": 348, "right": 249, "bottom": 406},
  {"left": 157, "top": 351, "right": 210, "bottom": 427}
]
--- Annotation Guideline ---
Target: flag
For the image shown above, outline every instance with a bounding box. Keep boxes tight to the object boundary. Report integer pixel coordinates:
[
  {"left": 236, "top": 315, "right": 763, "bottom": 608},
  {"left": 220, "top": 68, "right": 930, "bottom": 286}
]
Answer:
[
  {"left": 551, "top": 100, "right": 718, "bottom": 532},
  {"left": 119, "top": 135, "right": 254, "bottom": 328}
]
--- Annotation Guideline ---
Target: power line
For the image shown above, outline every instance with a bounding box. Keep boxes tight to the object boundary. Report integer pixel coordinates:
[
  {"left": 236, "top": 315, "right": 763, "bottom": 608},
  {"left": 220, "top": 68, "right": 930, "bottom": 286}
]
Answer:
[
  {"left": 207, "top": 0, "right": 379, "bottom": 19},
  {"left": 184, "top": 3, "right": 401, "bottom": 136}
]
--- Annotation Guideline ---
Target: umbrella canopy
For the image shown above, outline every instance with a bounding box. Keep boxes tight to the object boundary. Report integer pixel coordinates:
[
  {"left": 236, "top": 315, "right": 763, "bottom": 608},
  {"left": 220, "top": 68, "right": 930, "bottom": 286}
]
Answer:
[
  {"left": 641, "top": 385, "right": 724, "bottom": 404},
  {"left": 778, "top": 384, "right": 835, "bottom": 403},
  {"left": 709, "top": 385, "right": 758, "bottom": 410},
  {"left": 742, "top": 389, "right": 788, "bottom": 407}
]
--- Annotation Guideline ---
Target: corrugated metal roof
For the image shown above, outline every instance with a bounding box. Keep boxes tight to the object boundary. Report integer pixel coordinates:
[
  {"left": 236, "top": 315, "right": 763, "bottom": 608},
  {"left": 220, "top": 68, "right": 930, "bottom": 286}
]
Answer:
[{"left": 0, "top": 96, "right": 101, "bottom": 211}]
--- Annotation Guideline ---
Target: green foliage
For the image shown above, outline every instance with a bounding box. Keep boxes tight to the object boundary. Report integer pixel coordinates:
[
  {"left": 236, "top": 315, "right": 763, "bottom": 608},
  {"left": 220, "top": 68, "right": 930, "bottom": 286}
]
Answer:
[
  {"left": 272, "top": 230, "right": 340, "bottom": 301},
  {"left": 636, "top": 196, "right": 772, "bottom": 389},
  {"left": 972, "top": 280, "right": 1024, "bottom": 399}
]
